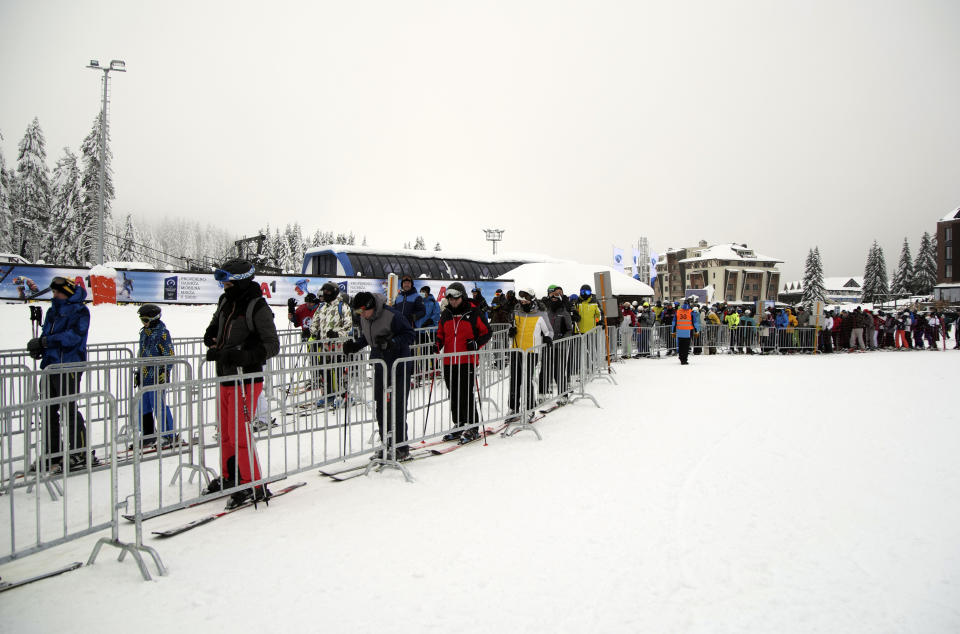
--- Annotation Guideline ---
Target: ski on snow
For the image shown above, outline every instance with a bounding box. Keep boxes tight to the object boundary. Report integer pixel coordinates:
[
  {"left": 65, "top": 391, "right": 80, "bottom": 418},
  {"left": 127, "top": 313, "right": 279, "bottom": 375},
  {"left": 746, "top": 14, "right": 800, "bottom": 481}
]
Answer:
[
  {"left": 151, "top": 482, "right": 306, "bottom": 538},
  {"left": 0, "top": 562, "right": 82, "bottom": 593}
]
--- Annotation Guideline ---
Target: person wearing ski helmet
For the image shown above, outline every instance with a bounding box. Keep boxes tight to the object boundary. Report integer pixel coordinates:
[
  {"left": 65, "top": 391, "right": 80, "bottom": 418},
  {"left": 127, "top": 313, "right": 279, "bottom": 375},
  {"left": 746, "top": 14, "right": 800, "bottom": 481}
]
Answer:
[
  {"left": 342, "top": 291, "right": 416, "bottom": 460},
  {"left": 26, "top": 276, "right": 93, "bottom": 473},
  {"left": 203, "top": 259, "right": 280, "bottom": 508},
  {"left": 435, "top": 282, "right": 492, "bottom": 443},
  {"left": 575, "top": 284, "right": 603, "bottom": 334},
  {"left": 308, "top": 281, "right": 353, "bottom": 404},
  {"left": 506, "top": 288, "right": 553, "bottom": 422},
  {"left": 135, "top": 304, "right": 179, "bottom": 448}
]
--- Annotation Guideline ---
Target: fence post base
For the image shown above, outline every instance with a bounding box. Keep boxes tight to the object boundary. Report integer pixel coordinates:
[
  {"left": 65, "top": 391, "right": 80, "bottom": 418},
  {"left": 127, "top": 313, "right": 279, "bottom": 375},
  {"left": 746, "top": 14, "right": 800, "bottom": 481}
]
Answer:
[{"left": 88, "top": 537, "right": 167, "bottom": 581}]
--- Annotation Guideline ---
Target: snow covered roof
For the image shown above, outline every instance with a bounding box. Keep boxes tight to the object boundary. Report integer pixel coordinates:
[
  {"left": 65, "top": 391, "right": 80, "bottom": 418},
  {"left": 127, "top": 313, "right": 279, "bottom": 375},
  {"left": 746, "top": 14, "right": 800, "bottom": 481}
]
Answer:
[
  {"left": 502, "top": 262, "right": 654, "bottom": 297},
  {"left": 782, "top": 277, "right": 865, "bottom": 292},
  {"left": 104, "top": 261, "right": 156, "bottom": 270},
  {"left": 939, "top": 207, "right": 960, "bottom": 222},
  {"left": 677, "top": 243, "right": 783, "bottom": 264},
  {"left": 303, "top": 244, "right": 565, "bottom": 265},
  {"left": 0, "top": 252, "right": 30, "bottom": 264}
]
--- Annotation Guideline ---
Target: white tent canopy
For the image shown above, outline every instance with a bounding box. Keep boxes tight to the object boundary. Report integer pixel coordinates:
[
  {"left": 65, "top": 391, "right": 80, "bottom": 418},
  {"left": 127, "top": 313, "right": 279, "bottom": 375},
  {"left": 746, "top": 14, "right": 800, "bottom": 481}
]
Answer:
[{"left": 502, "top": 262, "right": 654, "bottom": 297}]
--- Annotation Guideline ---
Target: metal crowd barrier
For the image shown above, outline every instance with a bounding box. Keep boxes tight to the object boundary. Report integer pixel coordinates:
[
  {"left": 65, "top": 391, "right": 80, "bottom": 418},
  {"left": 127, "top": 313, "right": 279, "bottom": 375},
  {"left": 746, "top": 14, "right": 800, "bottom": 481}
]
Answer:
[
  {"left": 1, "top": 389, "right": 165, "bottom": 581},
  {"left": 4, "top": 327, "right": 608, "bottom": 582},
  {"left": 607, "top": 325, "right": 824, "bottom": 356}
]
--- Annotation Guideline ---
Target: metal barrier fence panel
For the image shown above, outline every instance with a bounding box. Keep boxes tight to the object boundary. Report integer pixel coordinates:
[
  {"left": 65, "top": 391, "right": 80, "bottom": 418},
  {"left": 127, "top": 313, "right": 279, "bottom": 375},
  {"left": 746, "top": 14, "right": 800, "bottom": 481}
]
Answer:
[
  {"left": 1, "top": 388, "right": 159, "bottom": 580},
  {"left": 124, "top": 356, "right": 389, "bottom": 525}
]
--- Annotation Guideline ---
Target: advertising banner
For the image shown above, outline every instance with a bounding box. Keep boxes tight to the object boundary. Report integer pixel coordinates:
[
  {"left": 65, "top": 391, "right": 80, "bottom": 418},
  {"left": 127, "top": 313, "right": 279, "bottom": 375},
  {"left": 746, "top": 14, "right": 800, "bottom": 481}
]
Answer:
[{"left": 0, "top": 264, "right": 513, "bottom": 306}]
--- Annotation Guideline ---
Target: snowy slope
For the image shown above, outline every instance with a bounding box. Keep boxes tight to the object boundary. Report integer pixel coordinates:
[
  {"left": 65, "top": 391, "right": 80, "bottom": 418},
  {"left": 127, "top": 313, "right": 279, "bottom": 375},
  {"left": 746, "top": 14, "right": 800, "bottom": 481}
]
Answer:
[{"left": 1, "top": 302, "right": 959, "bottom": 633}]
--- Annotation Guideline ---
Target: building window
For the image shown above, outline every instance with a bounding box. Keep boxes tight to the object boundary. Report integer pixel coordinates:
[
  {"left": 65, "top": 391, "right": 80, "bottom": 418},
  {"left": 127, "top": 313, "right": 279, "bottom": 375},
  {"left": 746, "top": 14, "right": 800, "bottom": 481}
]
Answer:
[
  {"left": 946, "top": 245, "right": 952, "bottom": 260},
  {"left": 946, "top": 227, "right": 953, "bottom": 242},
  {"left": 948, "top": 264, "right": 953, "bottom": 278}
]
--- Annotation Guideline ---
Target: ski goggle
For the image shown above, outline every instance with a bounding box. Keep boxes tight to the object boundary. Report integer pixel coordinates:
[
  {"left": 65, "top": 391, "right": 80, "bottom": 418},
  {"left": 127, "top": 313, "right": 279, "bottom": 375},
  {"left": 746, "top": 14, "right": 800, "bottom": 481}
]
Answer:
[
  {"left": 580, "top": 289, "right": 592, "bottom": 297},
  {"left": 213, "top": 266, "right": 255, "bottom": 283},
  {"left": 445, "top": 288, "right": 463, "bottom": 299},
  {"left": 518, "top": 291, "right": 534, "bottom": 301},
  {"left": 50, "top": 276, "right": 76, "bottom": 295},
  {"left": 139, "top": 316, "right": 157, "bottom": 324}
]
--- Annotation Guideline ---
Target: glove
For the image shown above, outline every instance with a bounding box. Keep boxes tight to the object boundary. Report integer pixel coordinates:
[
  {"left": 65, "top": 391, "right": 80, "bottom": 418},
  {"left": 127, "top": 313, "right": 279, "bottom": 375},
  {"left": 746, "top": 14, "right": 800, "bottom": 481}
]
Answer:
[
  {"left": 342, "top": 340, "right": 360, "bottom": 355},
  {"left": 157, "top": 367, "right": 167, "bottom": 384},
  {"left": 203, "top": 334, "right": 217, "bottom": 347},
  {"left": 542, "top": 336, "right": 553, "bottom": 347},
  {"left": 133, "top": 370, "right": 140, "bottom": 387},
  {"left": 205, "top": 348, "right": 221, "bottom": 362},
  {"left": 508, "top": 326, "right": 517, "bottom": 338},
  {"left": 465, "top": 339, "right": 478, "bottom": 351},
  {"left": 375, "top": 333, "right": 393, "bottom": 350},
  {"left": 27, "top": 337, "right": 45, "bottom": 359},
  {"left": 326, "top": 330, "right": 338, "bottom": 339},
  {"left": 287, "top": 298, "right": 297, "bottom": 311}
]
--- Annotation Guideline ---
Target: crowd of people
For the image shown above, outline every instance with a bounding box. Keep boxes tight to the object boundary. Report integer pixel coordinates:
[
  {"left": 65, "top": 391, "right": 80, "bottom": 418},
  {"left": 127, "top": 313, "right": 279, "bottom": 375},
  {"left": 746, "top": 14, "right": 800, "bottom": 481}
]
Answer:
[
  {"left": 615, "top": 298, "right": 959, "bottom": 358},
  {"left": 20, "top": 260, "right": 958, "bottom": 507}
]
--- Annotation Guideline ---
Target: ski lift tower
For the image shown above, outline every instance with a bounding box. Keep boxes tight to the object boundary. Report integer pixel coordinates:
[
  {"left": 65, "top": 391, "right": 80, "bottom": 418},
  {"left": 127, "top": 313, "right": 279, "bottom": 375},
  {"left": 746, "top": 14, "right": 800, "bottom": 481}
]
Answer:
[{"left": 483, "top": 229, "right": 505, "bottom": 255}]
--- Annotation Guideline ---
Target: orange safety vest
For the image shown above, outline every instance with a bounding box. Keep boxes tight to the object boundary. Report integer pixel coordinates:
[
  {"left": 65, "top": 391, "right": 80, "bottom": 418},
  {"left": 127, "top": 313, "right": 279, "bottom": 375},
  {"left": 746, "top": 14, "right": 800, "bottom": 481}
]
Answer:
[{"left": 676, "top": 308, "right": 693, "bottom": 331}]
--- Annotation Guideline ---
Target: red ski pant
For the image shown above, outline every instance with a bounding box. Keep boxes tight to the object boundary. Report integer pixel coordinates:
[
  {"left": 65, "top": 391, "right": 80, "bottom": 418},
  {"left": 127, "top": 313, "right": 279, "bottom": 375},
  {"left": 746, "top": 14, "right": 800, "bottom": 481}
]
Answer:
[
  {"left": 895, "top": 330, "right": 909, "bottom": 349},
  {"left": 218, "top": 382, "right": 263, "bottom": 484}
]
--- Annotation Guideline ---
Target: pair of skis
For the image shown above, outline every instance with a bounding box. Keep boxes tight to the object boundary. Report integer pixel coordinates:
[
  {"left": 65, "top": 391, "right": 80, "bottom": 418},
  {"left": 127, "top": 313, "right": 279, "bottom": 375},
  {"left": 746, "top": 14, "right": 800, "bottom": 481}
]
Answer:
[
  {"left": 122, "top": 480, "right": 306, "bottom": 535},
  {"left": 148, "top": 482, "right": 307, "bottom": 538},
  {"left": 318, "top": 422, "right": 510, "bottom": 481}
]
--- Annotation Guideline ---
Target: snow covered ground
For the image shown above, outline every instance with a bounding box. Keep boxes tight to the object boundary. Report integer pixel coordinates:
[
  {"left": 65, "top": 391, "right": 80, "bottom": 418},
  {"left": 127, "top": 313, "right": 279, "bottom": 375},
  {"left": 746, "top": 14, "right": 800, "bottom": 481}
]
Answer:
[{"left": 2, "top": 302, "right": 959, "bottom": 633}]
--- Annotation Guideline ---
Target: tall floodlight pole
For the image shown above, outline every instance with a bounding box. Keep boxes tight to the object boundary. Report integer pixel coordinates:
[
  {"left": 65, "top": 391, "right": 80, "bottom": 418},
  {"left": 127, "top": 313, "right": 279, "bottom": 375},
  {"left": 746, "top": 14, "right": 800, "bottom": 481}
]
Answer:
[
  {"left": 483, "top": 229, "right": 504, "bottom": 255},
  {"left": 86, "top": 59, "right": 126, "bottom": 265}
]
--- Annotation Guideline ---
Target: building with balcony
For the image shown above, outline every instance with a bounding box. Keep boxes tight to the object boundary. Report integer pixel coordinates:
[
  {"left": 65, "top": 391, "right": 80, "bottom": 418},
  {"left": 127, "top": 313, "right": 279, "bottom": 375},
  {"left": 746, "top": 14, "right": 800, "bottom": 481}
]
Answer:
[
  {"left": 935, "top": 206, "right": 960, "bottom": 303},
  {"left": 653, "top": 241, "right": 782, "bottom": 304}
]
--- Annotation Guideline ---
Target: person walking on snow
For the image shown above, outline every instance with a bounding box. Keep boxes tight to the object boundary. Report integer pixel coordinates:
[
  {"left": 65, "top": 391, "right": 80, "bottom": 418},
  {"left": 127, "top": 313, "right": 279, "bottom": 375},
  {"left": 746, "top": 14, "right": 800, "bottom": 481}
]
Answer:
[{"left": 671, "top": 297, "right": 701, "bottom": 365}]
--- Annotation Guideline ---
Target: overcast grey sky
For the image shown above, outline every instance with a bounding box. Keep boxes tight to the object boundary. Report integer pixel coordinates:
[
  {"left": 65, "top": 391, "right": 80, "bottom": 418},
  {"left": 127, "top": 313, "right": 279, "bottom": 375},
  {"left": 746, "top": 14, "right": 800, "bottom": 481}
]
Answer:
[{"left": 1, "top": 0, "right": 958, "bottom": 281}]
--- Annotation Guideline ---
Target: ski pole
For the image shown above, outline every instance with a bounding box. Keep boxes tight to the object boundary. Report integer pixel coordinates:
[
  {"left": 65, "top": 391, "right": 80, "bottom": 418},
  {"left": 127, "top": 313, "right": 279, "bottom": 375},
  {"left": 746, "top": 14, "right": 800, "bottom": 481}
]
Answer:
[
  {"left": 420, "top": 355, "right": 438, "bottom": 439},
  {"left": 236, "top": 368, "right": 263, "bottom": 506},
  {"left": 475, "top": 370, "right": 487, "bottom": 446}
]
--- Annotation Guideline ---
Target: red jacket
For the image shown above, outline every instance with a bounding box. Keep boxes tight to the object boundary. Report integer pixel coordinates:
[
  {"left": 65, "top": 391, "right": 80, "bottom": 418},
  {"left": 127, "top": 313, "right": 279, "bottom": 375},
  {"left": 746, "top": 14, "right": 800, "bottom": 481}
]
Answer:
[
  {"left": 436, "top": 307, "right": 491, "bottom": 365},
  {"left": 292, "top": 303, "right": 317, "bottom": 331}
]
